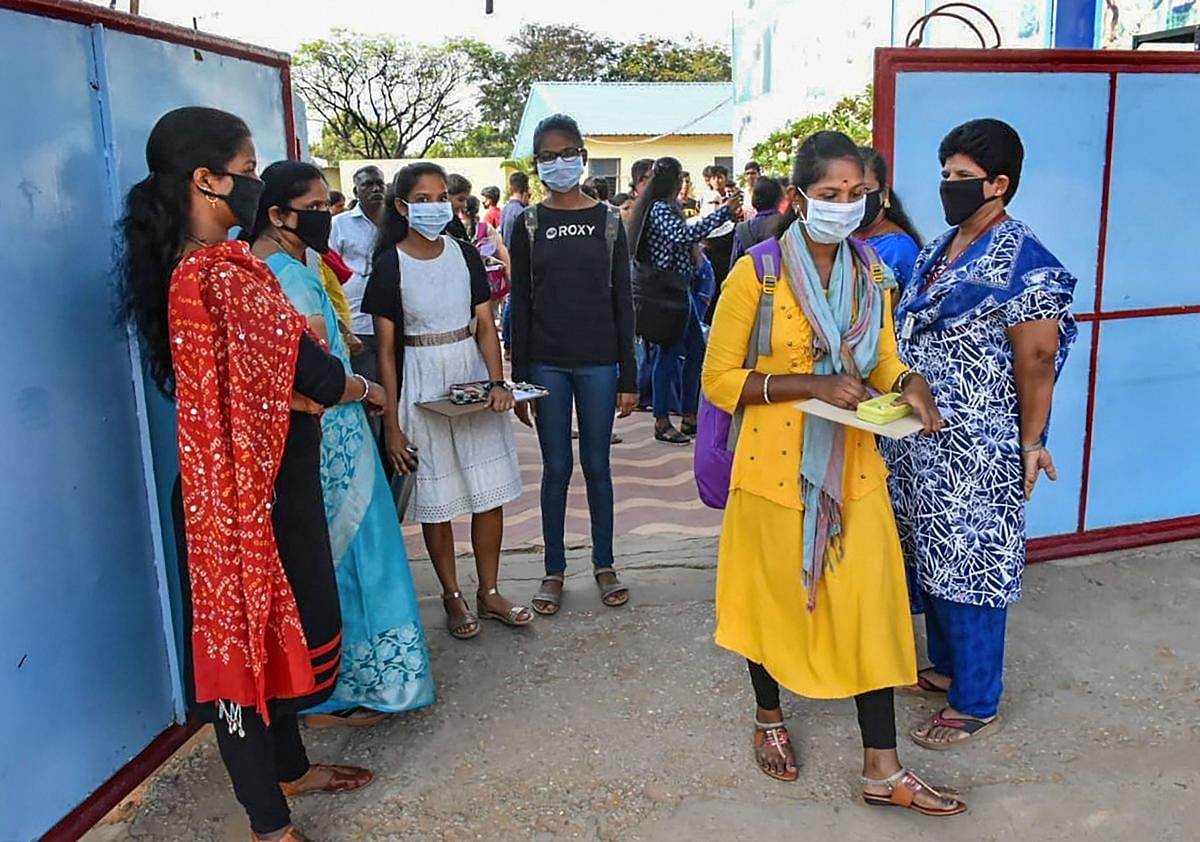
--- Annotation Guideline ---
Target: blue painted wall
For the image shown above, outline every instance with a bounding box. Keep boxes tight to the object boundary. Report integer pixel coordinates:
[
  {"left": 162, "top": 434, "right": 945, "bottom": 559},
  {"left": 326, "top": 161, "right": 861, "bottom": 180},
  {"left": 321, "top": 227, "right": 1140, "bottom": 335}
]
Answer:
[
  {"left": 889, "top": 65, "right": 1200, "bottom": 539},
  {"left": 0, "top": 9, "right": 289, "bottom": 840}
]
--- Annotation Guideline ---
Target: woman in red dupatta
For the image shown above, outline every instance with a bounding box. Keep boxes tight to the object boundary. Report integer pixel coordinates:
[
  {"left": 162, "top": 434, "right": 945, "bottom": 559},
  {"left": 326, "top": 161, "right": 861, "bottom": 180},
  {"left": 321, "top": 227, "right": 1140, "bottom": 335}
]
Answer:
[{"left": 120, "top": 107, "right": 387, "bottom": 842}]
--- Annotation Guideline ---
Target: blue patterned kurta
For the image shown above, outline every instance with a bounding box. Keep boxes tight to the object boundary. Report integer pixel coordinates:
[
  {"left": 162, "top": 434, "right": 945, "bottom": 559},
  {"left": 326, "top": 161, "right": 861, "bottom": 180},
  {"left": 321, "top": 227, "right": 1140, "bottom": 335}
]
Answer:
[{"left": 883, "top": 220, "right": 1076, "bottom": 608}]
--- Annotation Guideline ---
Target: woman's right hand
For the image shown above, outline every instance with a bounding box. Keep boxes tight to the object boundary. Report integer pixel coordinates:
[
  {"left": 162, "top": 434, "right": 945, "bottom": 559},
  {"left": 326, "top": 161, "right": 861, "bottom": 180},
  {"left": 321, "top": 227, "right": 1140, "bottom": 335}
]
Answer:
[
  {"left": 723, "top": 189, "right": 744, "bottom": 215},
  {"left": 809, "top": 373, "right": 869, "bottom": 410},
  {"left": 385, "top": 425, "right": 418, "bottom": 475}
]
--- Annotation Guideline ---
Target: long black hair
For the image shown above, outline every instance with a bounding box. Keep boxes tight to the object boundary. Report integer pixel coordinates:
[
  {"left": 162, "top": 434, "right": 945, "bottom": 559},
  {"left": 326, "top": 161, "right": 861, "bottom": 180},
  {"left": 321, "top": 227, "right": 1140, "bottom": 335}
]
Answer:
[
  {"left": 859, "top": 146, "right": 922, "bottom": 245},
  {"left": 244, "top": 160, "right": 326, "bottom": 243},
  {"left": 118, "top": 106, "right": 251, "bottom": 397},
  {"left": 774, "top": 131, "right": 864, "bottom": 240},
  {"left": 373, "top": 161, "right": 447, "bottom": 261},
  {"left": 626, "top": 156, "right": 683, "bottom": 260}
]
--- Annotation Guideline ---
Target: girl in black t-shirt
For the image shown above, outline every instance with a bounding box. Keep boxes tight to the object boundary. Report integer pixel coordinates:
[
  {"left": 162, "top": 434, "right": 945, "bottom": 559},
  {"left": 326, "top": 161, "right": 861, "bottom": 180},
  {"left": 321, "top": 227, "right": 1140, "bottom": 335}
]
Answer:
[{"left": 509, "top": 114, "right": 638, "bottom": 616}]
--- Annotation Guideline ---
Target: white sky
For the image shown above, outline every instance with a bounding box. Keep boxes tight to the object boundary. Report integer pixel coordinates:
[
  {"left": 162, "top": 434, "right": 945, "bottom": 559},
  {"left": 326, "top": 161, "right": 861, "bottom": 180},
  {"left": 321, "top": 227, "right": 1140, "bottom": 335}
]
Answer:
[{"left": 99, "top": 0, "right": 724, "bottom": 52}]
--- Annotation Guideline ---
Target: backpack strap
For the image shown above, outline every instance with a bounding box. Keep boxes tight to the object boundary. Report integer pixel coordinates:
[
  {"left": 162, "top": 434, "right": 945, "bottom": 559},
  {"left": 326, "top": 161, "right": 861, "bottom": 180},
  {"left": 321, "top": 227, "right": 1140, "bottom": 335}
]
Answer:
[
  {"left": 603, "top": 203, "right": 621, "bottom": 291},
  {"left": 847, "top": 237, "right": 891, "bottom": 289},
  {"left": 734, "top": 219, "right": 754, "bottom": 250},
  {"left": 746, "top": 238, "right": 782, "bottom": 366},
  {"left": 726, "top": 237, "right": 782, "bottom": 452},
  {"left": 523, "top": 204, "right": 539, "bottom": 247}
]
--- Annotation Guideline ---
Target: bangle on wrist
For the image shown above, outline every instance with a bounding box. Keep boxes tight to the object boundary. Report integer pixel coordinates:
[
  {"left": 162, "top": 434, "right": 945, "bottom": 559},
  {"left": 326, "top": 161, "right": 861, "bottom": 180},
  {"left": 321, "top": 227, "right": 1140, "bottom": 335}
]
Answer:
[
  {"left": 762, "top": 374, "right": 773, "bottom": 405},
  {"left": 1021, "top": 441, "right": 1044, "bottom": 453},
  {"left": 896, "top": 370, "right": 918, "bottom": 392},
  {"left": 488, "top": 379, "right": 510, "bottom": 392},
  {"left": 354, "top": 374, "right": 370, "bottom": 401}
]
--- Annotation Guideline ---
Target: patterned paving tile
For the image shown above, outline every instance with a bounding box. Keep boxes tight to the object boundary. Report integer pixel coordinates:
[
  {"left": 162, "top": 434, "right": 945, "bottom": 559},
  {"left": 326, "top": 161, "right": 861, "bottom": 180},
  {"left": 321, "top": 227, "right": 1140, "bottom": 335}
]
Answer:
[{"left": 402, "top": 410, "right": 723, "bottom": 559}]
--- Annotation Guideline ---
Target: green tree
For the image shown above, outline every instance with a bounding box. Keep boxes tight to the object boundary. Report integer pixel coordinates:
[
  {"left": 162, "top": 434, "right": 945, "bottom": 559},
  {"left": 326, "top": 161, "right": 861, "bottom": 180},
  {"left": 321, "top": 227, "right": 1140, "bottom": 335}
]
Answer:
[
  {"left": 608, "top": 37, "right": 731, "bottom": 83},
  {"left": 294, "top": 31, "right": 482, "bottom": 162},
  {"left": 475, "top": 24, "right": 620, "bottom": 145},
  {"left": 426, "top": 125, "right": 511, "bottom": 159},
  {"left": 751, "top": 85, "right": 874, "bottom": 176}
]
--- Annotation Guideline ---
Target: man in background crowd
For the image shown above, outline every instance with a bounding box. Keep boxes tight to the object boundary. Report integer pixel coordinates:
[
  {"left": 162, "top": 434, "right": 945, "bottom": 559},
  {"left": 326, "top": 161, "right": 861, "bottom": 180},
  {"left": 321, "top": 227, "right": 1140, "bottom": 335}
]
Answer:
[
  {"left": 482, "top": 185, "right": 503, "bottom": 230},
  {"left": 678, "top": 171, "right": 700, "bottom": 218},
  {"left": 500, "top": 171, "right": 532, "bottom": 357}
]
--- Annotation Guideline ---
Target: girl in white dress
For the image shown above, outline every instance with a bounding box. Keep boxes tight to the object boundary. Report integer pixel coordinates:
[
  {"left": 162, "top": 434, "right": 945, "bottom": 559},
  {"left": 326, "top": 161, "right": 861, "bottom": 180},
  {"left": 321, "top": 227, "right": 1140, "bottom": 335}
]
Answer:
[{"left": 363, "top": 163, "right": 530, "bottom": 640}]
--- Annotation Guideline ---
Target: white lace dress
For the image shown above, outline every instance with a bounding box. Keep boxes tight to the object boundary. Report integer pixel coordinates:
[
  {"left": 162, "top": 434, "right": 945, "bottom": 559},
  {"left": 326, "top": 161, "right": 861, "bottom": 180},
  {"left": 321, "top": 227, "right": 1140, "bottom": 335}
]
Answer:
[{"left": 397, "top": 238, "right": 522, "bottom": 523}]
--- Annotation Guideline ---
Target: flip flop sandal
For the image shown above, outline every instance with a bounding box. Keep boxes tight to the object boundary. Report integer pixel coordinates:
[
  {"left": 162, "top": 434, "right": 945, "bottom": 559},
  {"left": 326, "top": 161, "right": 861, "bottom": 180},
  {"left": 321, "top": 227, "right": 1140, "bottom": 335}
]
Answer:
[
  {"left": 899, "top": 669, "right": 949, "bottom": 695},
  {"left": 862, "top": 768, "right": 966, "bottom": 817},
  {"left": 280, "top": 764, "right": 374, "bottom": 797},
  {"left": 910, "top": 709, "right": 1001, "bottom": 751},
  {"left": 303, "top": 708, "right": 389, "bottom": 730},
  {"left": 594, "top": 570, "right": 629, "bottom": 607},
  {"left": 477, "top": 587, "right": 534, "bottom": 627},
  {"left": 442, "top": 592, "right": 480, "bottom": 640},
  {"left": 655, "top": 427, "right": 691, "bottom": 445},
  {"left": 610, "top": 432, "right": 624, "bottom": 444},
  {"left": 531, "top": 574, "right": 564, "bottom": 616},
  {"left": 752, "top": 722, "right": 799, "bottom": 782}
]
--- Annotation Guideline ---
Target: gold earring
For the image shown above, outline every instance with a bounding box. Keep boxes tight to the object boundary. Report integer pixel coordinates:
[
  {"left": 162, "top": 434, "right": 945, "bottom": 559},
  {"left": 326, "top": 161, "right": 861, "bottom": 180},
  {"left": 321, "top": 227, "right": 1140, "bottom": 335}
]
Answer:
[{"left": 204, "top": 192, "right": 218, "bottom": 209}]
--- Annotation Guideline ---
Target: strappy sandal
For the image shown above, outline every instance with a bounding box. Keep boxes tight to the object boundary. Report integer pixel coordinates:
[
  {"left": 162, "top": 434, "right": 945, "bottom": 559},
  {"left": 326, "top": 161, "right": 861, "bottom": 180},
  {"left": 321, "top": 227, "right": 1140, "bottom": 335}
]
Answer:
[
  {"left": 595, "top": 569, "right": 629, "bottom": 607},
  {"left": 910, "top": 708, "right": 1001, "bottom": 750},
  {"left": 280, "top": 764, "right": 373, "bottom": 798},
  {"left": 251, "top": 827, "right": 313, "bottom": 842},
  {"left": 531, "top": 574, "right": 564, "bottom": 616},
  {"left": 680, "top": 419, "right": 697, "bottom": 437},
  {"left": 442, "top": 592, "right": 480, "bottom": 640},
  {"left": 303, "top": 707, "right": 388, "bottom": 730},
  {"left": 654, "top": 424, "right": 691, "bottom": 445},
  {"left": 899, "top": 669, "right": 950, "bottom": 696},
  {"left": 862, "top": 768, "right": 966, "bottom": 816},
  {"left": 477, "top": 587, "right": 534, "bottom": 627},
  {"left": 752, "top": 721, "right": 798, "bottom": 782}
]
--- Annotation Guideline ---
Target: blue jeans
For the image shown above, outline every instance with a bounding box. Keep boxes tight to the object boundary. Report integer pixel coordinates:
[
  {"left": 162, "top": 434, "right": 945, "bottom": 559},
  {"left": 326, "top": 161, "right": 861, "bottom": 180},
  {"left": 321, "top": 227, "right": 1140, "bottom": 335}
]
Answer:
[
  {"left": 530, "top": 363, "right": 619, "bottom": 574},
  {"left": 652, "top": 306, "right": 704, "bottom": 420},
  {"left": 502, "top": 296, "right": 512, "bottom": 350},
  {"left": 923, "top": 591, "right": 1008, "bottom": 718}
]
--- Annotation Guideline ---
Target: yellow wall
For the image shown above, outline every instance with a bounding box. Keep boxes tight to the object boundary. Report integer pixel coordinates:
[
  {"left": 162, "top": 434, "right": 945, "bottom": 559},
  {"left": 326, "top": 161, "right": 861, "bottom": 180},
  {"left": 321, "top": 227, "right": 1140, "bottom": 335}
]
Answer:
[
  {"left": 582, "top": 134, "right": 733, "bottom": 192},
  {"left": 337, "top": 157, "right": 510, "bottom": 197}
]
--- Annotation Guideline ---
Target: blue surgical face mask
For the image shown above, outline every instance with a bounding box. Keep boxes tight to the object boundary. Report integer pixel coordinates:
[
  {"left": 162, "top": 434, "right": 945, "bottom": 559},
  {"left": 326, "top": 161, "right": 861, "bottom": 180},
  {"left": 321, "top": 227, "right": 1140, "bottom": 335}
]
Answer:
[
  {"left": 404, "top": 201, "right": 454, "bottom": 241},
  {"left": 537, "top": 156, "right": 586, "bottom": 193}
]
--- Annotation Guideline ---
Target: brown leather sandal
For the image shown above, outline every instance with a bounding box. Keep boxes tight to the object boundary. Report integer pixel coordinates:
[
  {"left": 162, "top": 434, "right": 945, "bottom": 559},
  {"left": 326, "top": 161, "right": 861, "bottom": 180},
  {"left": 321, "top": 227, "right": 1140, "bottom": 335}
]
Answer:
[
  {"left": 752, "top": 721, "right": 799, "bottom": 782},
  {"left": 303, "top": 708, "right": 388, "bottom": 730},
  {"left": 280, "top": 764, "right": 373, "bottom": 797},
  {"left": 862, "top": 768, "right": 966, "bottom": 817}
]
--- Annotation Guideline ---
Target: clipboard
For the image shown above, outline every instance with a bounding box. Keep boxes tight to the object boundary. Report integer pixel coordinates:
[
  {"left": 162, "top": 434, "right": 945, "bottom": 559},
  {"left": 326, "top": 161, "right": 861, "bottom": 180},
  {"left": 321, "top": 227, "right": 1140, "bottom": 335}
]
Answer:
[
  {"left": 795, "top": 398, "right": 926, "bottom": 440},
  {"left": 418, "top": 385, "right": 548, "bottom": 418}
]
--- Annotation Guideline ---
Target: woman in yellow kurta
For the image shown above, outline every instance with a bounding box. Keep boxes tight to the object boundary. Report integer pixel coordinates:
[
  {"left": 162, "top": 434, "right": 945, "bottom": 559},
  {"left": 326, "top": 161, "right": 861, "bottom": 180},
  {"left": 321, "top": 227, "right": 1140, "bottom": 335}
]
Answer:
[{"left": 702, "top": 131, "right": 965, "bottom": 817}]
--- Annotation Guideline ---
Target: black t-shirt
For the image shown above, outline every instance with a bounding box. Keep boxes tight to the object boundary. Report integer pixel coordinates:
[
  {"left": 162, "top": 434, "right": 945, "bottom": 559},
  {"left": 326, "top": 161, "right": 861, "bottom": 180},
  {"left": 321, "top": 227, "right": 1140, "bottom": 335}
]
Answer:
[
  {"left": 509, "top": 202, "right": 636, "bottom": 393},
  {"left": 360, "top": 236, "right": 490, "bottom": 392}
]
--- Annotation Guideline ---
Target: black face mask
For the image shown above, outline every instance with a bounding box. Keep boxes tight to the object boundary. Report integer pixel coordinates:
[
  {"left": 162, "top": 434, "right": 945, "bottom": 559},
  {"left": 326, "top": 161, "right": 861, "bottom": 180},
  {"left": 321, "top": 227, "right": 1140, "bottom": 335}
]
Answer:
[
  {"left": 860, "top": 189, "right": 883, "bottom": 229},
  {"left": 281, "top": 207, "right": 332, "bottom": 254},
  {"left": 202, "top": 172, "right": 265, "bottom": 232},
  {"left": 939, "top": 177, "right": 999, "bottom": 226}
]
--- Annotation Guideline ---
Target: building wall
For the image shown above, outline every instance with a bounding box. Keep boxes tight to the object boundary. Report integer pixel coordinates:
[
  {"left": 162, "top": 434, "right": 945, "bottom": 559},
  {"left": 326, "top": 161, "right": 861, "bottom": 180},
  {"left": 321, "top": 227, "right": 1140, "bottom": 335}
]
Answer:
[
  {"left": 581, "top": 134, "right": 733, "bottom": 193},
  {"left": 338, "top": 157, "right": 510, "bottom": 199},
  {"left": 732, "top": 0, "right": 1072, "bottom": 163}
]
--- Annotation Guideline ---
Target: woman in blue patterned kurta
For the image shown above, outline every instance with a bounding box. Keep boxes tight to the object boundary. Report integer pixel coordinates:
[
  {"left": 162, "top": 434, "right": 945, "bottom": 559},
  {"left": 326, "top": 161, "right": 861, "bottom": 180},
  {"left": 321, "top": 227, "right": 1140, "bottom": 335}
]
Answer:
[{"left": 885, "top": 120, "right": 1077, "bottom": 749}]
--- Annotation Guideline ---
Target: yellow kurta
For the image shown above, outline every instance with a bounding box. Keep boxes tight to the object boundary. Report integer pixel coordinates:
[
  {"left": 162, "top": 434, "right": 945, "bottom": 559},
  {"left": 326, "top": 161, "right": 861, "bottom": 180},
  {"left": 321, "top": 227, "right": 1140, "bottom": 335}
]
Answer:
[
  {"left": 317, "top": 257, "right": 355, "bottom": 351},
  {"left": 701, "top": 251, "right": 916, "bottom": 699}
]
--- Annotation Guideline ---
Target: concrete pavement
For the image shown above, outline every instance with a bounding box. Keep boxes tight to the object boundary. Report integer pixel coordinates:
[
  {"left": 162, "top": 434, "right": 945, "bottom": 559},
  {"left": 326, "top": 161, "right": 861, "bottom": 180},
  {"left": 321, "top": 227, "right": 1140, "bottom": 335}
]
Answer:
[{"left": 86, "top": 535, "right": 1200, "bottom": 841}]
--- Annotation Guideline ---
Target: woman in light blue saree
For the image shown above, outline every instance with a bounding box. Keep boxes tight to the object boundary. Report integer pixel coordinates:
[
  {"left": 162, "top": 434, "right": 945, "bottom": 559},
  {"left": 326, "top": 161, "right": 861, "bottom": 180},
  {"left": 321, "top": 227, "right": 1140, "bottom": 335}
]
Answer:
[{"left": 248, "top": 161, "right": 434, "bottom": 724}]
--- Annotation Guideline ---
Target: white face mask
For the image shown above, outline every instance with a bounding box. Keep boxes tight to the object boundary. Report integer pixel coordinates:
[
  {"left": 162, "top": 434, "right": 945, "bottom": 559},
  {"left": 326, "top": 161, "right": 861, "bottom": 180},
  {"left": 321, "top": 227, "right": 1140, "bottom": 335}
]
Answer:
[
  {"left": 798, "top": 189, "right": 867, "bottom": 244},
  {"left": 405, "top": 201, "right": 454, "bottom": 241}
]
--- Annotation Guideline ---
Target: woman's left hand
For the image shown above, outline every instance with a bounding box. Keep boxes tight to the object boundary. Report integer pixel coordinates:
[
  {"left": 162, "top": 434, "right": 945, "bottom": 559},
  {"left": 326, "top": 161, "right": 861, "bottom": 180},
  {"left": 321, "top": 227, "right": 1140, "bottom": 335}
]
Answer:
[
  {"left": 486, "top": 384, "right": 515, "bottom": 413},
  {"left": 895, "top": 374, "right": 943, "bottom": 434},
  {"left": 1022, "top": 446, "right": 1057, "bottom": 500}
]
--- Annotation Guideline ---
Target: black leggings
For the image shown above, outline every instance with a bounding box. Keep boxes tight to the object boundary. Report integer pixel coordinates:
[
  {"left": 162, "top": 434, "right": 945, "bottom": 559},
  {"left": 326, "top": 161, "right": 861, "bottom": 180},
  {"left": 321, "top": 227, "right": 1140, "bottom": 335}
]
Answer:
[
  {"left": 747, "top": 660, "right": 897, "bottom": 750},
  {"left": 212, "top": 710, "right": 310, "bottom": 835}
]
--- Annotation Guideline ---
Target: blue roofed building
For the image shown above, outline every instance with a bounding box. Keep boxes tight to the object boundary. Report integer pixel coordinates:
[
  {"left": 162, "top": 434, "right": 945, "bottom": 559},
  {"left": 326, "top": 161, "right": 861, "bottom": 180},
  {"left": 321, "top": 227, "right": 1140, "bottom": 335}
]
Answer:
[{"left": 512, "top": 81, "right": 735, "bottom": 195}]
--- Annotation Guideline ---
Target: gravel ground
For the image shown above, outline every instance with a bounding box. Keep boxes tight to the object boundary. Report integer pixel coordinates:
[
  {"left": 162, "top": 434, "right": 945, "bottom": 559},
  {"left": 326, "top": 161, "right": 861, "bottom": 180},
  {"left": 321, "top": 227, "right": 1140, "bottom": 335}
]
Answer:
[{"left": 86, "top": 536, "right": 1200, "bottom": 841}]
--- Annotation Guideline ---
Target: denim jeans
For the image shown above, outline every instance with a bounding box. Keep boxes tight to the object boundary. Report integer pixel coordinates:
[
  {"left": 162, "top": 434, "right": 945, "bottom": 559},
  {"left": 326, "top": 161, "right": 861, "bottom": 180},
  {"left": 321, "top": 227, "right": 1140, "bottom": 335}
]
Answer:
[
  {"left": 652, "top": 305, "right": 705, "bottom": 420},
  {"left": 501, "top": 296, "right": 513, "bottom": 350},
  {"left": 529, "top": 363, "right": 618, "bottom": 574}
]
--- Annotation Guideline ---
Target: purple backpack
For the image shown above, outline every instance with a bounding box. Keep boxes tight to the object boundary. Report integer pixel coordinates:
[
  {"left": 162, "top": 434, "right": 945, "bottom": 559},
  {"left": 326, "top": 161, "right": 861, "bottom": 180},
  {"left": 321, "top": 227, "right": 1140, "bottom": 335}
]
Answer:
[{"left": 694, "top": 237, "right": 883, "bottom": 509}]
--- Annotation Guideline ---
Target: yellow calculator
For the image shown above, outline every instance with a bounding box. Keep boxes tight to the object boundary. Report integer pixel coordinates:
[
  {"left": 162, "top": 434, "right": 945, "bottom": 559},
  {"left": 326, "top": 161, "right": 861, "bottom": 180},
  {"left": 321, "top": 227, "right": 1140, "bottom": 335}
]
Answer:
[{"left": 856, "top": 393, "right": 913, "bottom": 425}]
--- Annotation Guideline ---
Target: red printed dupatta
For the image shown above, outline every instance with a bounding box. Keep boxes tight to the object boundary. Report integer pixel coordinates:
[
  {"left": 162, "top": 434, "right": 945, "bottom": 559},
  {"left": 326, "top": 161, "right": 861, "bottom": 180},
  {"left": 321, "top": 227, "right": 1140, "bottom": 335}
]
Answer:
[{"left": 168, "top": 240, "right": 315, "bottom": 722}]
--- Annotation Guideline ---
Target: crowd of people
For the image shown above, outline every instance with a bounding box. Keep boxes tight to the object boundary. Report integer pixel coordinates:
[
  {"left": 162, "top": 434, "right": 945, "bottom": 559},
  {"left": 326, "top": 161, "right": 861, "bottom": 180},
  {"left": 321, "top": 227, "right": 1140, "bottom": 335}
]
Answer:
[{"left": 118, "top": 104, "right": 1076, "bottom": 839}]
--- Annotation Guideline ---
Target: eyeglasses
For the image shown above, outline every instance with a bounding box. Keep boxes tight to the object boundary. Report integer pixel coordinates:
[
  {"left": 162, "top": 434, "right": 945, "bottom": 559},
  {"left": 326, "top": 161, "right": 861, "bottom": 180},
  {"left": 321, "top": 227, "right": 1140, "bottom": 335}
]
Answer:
[{"left": 535, "top": 147, "right": 586, "bottom": 164}]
